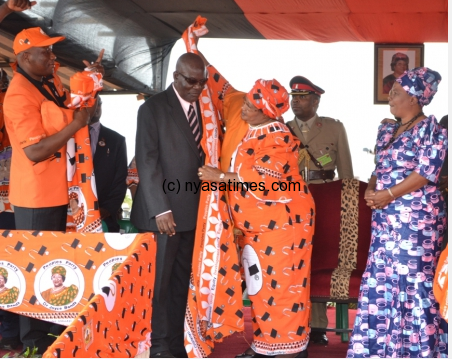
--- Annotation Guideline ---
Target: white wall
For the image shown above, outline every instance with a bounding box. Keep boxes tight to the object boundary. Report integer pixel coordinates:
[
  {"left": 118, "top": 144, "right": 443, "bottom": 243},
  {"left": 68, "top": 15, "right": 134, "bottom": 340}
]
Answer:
[{"left": 100, "top": 39, "right": 448, "bottom": 181}]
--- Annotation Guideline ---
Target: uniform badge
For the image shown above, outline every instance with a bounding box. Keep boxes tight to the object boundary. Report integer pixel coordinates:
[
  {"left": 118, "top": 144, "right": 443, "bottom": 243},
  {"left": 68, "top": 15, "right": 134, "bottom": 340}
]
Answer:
[
  {"left": 98, "top": 139, "right": 105, "bottom": 147},
  {"left": 316, "top": 123, "right": 322, "bottom": 127}
]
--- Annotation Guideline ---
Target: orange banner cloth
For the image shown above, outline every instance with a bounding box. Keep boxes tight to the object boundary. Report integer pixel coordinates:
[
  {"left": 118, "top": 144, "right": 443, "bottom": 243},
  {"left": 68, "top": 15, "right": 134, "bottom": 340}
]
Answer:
[
  {"left": 182, "top": 16, "right": 244, "bottom": 358},
  {"left": 0, "top": 230, "right": 154, "bottom": 340},
  {"left": 42, "top": 232, "right": 155, "bottom": 358}
]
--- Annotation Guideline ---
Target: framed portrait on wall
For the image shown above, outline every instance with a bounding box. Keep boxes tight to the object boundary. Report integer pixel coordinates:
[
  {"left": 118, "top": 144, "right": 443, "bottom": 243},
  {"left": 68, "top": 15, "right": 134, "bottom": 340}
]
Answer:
[{"left": 374, "top": 44, "right": 424, "bottom": 104}]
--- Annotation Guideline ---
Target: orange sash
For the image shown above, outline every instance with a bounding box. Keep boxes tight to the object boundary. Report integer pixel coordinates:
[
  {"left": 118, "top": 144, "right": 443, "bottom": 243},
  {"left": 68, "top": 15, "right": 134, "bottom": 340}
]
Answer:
[
  {"left": 66, "top": 125, "right": 102, "bottom": 232},
  {"left": 182, "top": 16, "right": 244, "bottom": 358},
  {"left": 66, "top": 71, "right": 103, "bottom": 233}
]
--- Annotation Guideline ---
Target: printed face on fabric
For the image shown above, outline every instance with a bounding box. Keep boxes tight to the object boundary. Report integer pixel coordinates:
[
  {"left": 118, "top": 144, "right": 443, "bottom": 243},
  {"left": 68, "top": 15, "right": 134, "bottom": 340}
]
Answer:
[
  {"left": 388, "top": 82, "right": 417, "bottom": 118},
  {"left": 173, "top": 62, "right": 207, "bottom": 103},
  {"left": 52, "top": 273, "right": 64, "bottom": 288},
  {"left": 23, "top": 46, "right": 56, "bottom": 79}
]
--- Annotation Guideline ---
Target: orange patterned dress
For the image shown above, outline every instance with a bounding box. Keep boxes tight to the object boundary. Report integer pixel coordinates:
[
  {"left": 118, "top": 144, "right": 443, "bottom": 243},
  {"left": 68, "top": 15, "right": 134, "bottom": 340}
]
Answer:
[{"left": 230, "top": 121, "right": 315, "bottom": 355}]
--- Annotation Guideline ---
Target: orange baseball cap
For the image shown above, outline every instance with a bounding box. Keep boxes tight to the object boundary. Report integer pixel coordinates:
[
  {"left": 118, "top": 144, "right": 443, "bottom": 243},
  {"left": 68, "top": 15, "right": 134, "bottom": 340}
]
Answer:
[{"left": 13, "top": 27, "right": 65, "bottom": 55}]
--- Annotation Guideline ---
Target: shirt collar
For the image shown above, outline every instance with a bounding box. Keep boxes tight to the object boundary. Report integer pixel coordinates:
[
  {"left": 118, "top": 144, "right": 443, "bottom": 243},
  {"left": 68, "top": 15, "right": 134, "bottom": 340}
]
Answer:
[
  {"left": 296, "top": 114, "right": 317, "bottom": 129},
  {"left": 172, "top": 83, "right": 196, "bottom": 117},
  {"left": 90, "top": 121, "right": 101, "bottom": 132}
]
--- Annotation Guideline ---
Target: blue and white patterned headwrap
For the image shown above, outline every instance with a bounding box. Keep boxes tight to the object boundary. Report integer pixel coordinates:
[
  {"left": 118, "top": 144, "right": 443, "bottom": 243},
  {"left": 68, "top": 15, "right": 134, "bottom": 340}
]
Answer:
[{"left": 396, "top": 67, "right": 441, "bottom": 107}]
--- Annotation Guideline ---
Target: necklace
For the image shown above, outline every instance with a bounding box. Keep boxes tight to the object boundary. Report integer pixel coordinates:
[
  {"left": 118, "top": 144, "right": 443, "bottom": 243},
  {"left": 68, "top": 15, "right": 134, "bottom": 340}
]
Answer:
[
  {"left": 399, "top": 111, "right": 424, "bottom": 129},
  {"left": 249, "top": 121, "right": 273, "bottom": 129},
  {"left": 382, "top": 111, "right": 424, "bottom": 151}
]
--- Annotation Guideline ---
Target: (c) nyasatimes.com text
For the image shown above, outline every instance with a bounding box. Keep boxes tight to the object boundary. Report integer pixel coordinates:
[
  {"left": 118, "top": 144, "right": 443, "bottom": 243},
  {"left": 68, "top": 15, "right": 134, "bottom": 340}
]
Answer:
[{"left": 162, "top": 179, "right": 303, "bottom": 195}]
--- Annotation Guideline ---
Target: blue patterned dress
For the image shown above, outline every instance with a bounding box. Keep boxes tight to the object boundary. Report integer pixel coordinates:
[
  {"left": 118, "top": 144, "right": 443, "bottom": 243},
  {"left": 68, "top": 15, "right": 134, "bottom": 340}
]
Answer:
[{"left": 348, "top": 116, "right": 448, "bottom": 358}]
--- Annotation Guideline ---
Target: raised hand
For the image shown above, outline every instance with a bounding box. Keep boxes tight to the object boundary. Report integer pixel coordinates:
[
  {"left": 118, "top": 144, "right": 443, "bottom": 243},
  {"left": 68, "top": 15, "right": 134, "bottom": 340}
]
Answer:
[
  {"left": 82, "top": 49, "right": 105, "bottom": 76},
  {"left": 7, "top": 0, "right": 36, "bottom": 12}
]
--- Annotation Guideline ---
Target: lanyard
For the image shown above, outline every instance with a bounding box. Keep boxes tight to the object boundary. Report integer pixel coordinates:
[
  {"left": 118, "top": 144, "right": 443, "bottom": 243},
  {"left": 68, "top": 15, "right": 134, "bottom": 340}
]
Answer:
[{"left": 16, "top": 66, "right": 67, "bottom": 109}]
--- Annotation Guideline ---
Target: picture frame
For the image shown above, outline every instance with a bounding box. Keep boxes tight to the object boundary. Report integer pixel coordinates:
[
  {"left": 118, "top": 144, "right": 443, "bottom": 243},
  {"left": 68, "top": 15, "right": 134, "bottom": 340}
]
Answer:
[{"left": 374, "top": 44, "right": 424, "bottom": 104}]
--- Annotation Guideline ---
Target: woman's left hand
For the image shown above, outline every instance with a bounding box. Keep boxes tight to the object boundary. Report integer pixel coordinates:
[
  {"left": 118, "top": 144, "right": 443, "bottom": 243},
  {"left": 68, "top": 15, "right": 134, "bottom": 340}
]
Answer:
[
  {"left": 197, "top": 165, "right": 222, "bottom": 182},
  {"left": 369, "top": 189, "right": 393, "bottom": 210}
]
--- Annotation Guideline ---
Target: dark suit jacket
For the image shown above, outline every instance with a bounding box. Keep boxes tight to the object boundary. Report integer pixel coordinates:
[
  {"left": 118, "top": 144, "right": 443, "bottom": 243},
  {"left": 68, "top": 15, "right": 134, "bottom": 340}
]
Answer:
[
  {"left": 131, "top": 85, "right": 203, "bottom": 232},
  {"left": 93, "top": 124, "right": 128, "bottom": 232}
]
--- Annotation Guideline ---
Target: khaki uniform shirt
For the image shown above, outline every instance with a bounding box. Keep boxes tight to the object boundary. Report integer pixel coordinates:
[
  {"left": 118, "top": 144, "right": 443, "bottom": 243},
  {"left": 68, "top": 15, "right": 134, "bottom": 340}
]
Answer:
[{"left": 287, "top": 114, "right": 354, "bottom": 184}]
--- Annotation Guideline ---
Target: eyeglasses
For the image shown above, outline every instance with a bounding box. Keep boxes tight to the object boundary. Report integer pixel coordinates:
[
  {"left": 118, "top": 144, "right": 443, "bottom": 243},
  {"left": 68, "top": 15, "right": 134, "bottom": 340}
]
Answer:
[{"left": 176, "top": 72, "right": 208, "bottom": 87}]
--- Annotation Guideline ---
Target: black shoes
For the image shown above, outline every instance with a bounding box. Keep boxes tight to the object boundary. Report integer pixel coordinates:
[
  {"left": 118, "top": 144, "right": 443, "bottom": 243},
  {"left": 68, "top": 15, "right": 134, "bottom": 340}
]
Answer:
[
  {"left": 235, "top": 353, "right": 274, "bottom": 358},
  {"left": 295, "top": 349, "right": 308, "bottom": 357},
  {"left": 309, "top": 331, "right": 328, "bottom": 345},
  {"left": 0, "top": 335, "right": 21, "bottom": 350},
  {"left": 150, "top": 351, "right": 175, "bottom": 358},
  {"left": 235, "top": 349, "right": 308, "bottom": 358}
]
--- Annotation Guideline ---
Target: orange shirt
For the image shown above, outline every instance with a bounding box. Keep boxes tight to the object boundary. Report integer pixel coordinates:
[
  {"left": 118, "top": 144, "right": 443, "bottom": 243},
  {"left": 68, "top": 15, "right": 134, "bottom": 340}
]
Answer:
[{"left": 4, "top": 64, "right": 74, "bottom": 208}]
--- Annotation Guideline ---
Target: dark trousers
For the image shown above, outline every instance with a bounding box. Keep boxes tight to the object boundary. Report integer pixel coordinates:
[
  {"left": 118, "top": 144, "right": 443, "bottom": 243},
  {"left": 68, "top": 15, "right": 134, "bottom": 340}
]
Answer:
[
  {"left": 0, "top": 212, "right": 20, "bottom": 339},
  {"left": 0, "top": 310, "right": 20, "bottom": 338},
  {"left": 103, "top": 216, "right": 120, "bottom": 233},
  {"left": 14, "top": 205, "right": 67, "bottom": 231},
  {"left": 13, "top": 205, "right": 67, "bottom": 353},
  {"left": 140, "top": 229, "right": 195, "bottom": 356}
]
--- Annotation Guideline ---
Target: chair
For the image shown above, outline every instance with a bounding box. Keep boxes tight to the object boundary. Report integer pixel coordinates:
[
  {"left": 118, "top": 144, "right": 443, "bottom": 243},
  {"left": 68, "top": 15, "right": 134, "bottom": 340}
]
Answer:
[
  {"left": 101, "top": 219, "right": 139, "bottom": 233},
  {"left": 118, "top": 219, "right": 139, "bottom": 233},
  {"left": 308, "top": 179, "right": 372, "bottom": 342}
]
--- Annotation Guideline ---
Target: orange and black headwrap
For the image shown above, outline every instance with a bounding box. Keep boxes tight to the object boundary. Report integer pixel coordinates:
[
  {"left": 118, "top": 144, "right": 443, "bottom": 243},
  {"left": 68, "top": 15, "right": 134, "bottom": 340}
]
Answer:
[{"left": 246, "top": 79, "right": 290, "bottom": 122}]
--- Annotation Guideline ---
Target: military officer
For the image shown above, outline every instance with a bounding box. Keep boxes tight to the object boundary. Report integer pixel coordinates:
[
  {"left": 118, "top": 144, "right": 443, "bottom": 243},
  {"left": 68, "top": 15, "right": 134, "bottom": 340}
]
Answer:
[{"left": 286, "top": 76, "right": 354, "bottom": 346}]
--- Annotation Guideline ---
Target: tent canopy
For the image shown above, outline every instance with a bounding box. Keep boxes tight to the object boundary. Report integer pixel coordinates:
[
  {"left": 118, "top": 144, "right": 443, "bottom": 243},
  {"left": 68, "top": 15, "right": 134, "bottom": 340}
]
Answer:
[{"left": 0, "top": 0, "right": 447, "bottom": 94}]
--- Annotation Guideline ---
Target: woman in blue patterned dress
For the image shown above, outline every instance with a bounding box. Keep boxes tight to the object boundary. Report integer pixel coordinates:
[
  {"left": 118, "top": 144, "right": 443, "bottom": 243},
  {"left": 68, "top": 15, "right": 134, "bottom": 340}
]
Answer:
[{"left": 348, "top": 67, "right": 448, "bottom": 358}]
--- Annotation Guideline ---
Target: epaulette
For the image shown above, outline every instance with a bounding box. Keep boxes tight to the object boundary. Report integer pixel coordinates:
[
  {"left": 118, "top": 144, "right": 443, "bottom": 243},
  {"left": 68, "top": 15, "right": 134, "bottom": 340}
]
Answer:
[{"left": 319, "top": 116, "right": 341, "bottom": 123}]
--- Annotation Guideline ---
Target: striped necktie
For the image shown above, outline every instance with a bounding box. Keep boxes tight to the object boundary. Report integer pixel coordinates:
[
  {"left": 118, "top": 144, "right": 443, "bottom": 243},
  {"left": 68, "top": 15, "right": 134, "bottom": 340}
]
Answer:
[{"left": 188, "top": 104, "right": 202, "bottom": 157}]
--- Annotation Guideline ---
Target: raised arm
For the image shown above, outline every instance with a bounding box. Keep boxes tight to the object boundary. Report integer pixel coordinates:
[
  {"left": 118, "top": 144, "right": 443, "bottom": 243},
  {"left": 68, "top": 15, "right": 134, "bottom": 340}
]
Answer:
[{"left": 0, "top": 0, "right": 36, "bottom": 23}]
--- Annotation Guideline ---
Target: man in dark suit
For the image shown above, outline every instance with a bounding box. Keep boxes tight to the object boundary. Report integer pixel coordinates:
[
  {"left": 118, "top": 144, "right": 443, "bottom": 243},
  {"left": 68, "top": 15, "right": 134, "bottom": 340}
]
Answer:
[
  {"left": 89, "top": 96, "right": 128, "bottom": 232},
  {"left": 130, "top": 53, "right": 206, "bottom": 358}
]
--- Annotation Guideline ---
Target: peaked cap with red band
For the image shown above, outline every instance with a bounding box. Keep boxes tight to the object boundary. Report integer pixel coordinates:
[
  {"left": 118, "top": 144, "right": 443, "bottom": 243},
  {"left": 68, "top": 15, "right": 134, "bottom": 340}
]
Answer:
[{"left": 289, "top": 76, "right": 325, "bottom": 96}]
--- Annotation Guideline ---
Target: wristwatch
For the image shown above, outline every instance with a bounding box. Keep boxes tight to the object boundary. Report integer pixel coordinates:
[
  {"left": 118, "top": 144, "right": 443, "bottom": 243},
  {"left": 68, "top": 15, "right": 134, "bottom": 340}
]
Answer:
[{"left": 219, "top": 172, "right": 226, "bottom": 181}]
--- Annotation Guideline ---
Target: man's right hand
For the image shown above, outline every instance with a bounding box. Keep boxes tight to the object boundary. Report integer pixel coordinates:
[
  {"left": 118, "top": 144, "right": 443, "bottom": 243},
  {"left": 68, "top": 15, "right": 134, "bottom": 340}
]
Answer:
[
  {"left": 156, "top": 212, "right": 176, "bottom": 236},
  {"left": 6, "top": 0, "right": 36, "bottom": 12},
  {"left": 73, "top": 99, "right": 98, "bottom": 129}
]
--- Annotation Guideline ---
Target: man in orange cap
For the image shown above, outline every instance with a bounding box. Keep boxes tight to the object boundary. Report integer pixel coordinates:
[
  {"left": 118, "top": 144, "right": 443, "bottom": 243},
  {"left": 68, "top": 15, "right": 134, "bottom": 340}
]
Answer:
[
  {"left": 0, "top": 1, "right": 34, "bottom": 346},
  {"left": 286, "top": 75, "right": 354, "bottom": 346},
  {"left": 3, "top": 26, "right": 101, "bottom": 353}
]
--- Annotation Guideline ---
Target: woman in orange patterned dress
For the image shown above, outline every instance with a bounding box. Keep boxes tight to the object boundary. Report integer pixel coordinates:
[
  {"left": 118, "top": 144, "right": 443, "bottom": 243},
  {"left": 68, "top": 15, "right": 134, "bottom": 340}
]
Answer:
[{"left": 198, "top": 77, "right": 315, "bottom": 358}]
